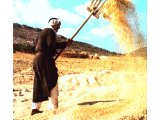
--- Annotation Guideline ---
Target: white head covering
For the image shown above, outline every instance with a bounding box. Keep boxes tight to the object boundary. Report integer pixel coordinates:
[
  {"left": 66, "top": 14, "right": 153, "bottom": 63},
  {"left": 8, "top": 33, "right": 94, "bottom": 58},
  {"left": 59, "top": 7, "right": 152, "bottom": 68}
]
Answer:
[{"left": 48, "top": 18, "right": 61, "bottom": 27}]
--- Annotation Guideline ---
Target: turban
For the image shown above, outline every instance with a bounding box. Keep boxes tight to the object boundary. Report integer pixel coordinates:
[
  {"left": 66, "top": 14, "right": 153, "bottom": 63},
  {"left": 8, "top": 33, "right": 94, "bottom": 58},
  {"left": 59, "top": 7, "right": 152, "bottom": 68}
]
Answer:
[{"left": 48, "top": 18, "right": 61, "bottom": 26}]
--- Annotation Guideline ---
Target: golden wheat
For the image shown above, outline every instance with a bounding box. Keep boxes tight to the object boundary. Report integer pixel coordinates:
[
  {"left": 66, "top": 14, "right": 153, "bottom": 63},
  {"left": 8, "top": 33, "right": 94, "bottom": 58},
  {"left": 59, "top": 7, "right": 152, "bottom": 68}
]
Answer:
[{"left": 102, "top": 0, "right": 144, "bottom": 53}]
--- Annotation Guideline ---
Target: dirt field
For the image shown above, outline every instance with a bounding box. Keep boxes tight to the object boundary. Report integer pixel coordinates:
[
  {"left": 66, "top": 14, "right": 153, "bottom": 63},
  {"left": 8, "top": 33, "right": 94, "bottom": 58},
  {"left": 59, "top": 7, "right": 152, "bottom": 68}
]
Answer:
[{"left": 13, "top": 52, "right": 147, "bottom": 120}]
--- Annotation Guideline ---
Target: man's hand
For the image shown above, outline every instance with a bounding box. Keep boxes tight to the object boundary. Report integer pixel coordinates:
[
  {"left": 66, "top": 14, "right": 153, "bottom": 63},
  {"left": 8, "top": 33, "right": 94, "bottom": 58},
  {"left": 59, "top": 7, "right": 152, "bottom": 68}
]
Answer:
[{"left": 67, "top": 38, "right": 73, "bottom": 46}]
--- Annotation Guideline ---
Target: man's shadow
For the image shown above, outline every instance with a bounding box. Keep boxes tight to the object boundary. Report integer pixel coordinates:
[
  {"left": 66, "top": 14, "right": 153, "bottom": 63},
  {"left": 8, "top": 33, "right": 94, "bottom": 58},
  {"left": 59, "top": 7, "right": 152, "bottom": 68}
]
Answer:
[{"left": 77, "top": 99, "right": 123, "bottom": 106}]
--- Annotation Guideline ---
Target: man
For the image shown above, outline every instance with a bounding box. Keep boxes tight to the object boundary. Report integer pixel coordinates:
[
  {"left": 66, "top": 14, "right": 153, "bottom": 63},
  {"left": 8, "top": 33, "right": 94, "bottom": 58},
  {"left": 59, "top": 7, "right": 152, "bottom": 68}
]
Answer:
[{"left": 31, "top": 18, "right": 72, "bottom": 115}]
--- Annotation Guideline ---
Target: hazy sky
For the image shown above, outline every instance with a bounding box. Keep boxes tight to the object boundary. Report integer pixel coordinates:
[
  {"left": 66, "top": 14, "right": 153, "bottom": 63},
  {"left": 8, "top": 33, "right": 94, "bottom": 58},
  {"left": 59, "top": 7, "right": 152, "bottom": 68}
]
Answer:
[{"left": 13, "top": 0, "right": 147, "bottom": 53}]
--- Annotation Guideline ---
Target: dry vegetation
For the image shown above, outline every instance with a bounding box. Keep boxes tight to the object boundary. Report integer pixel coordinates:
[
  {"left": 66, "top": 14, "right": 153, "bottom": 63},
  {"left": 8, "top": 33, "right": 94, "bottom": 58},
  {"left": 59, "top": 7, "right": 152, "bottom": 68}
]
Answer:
[{"left": 13, "top": 52, "right": 147, "bottom": 120}]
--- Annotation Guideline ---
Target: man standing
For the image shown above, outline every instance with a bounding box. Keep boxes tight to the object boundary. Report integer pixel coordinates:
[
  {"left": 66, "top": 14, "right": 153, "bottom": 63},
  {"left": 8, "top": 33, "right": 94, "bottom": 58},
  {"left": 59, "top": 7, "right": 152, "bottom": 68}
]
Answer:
[{"left": 31, "top": 18, "right": 72, "bottom": 115}]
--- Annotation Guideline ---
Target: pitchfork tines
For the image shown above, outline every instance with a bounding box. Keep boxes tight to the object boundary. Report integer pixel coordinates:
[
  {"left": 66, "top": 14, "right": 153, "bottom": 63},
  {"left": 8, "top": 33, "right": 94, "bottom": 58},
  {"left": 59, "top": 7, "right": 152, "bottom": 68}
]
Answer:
[{"left": 87, "top": 0, "right": 107, "bottom": 18}]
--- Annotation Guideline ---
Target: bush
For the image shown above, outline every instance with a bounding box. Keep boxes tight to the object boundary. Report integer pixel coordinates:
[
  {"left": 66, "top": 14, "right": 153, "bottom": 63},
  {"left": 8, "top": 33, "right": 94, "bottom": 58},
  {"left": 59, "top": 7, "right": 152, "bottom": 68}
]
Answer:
[{"left": 13, "top": 43, "right": 35, "bottom": 53}]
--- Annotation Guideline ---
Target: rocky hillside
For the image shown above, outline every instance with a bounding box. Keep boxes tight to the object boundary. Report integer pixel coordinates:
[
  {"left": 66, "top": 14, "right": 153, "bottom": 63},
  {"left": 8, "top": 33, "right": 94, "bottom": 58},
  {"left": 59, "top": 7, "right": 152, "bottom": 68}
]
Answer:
[
  {"left": 129, "top": 47, "right": 147, "bottom": 57},
  {"left": 13, "top": 23, "right": 120, "bottom": 56}
]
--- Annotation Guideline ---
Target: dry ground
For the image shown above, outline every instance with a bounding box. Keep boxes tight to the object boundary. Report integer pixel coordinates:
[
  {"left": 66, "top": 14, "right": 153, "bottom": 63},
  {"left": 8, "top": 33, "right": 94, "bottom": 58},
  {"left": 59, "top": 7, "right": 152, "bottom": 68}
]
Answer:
[{"left": 13, "top": 52, "right": 147, "bottom": 120}]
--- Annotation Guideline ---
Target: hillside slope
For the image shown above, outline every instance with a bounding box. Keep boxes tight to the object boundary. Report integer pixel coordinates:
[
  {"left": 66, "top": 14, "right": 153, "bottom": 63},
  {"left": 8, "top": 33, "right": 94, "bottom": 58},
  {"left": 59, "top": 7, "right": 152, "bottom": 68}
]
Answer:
[
  {"left": 129, "top": 47, "right": 147, "bottom": 57},
  {"left": 13, "top": 23, "right": 119, "bottom": 56}
]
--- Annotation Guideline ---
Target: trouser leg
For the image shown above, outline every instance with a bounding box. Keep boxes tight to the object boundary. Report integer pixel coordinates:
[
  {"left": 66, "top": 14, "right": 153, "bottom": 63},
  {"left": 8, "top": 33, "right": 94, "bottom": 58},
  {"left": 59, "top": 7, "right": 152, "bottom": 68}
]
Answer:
[
  {"left": 32, "top": 102, "right": 42, "bottom": 110},
  {"left": 48, "top": 83, "right": 58, "bottom": 110}
]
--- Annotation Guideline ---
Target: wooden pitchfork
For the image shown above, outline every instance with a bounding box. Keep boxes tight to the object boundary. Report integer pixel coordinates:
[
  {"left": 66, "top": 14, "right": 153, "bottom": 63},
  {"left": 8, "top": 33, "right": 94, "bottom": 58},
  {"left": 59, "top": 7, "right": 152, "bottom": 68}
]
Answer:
[{"left": 55, "top": 0, "right": 107, "bottom": 60}]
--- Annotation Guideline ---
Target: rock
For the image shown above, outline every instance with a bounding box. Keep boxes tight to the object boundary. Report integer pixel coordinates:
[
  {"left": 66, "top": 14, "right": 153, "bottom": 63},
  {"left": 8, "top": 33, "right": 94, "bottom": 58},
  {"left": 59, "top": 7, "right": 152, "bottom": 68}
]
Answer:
[
  {"left": 19, "top": 91, "right": 24, "bottom": 96},
  {"left": 99, "top": 56, "right": 108, "bottom": 60}
]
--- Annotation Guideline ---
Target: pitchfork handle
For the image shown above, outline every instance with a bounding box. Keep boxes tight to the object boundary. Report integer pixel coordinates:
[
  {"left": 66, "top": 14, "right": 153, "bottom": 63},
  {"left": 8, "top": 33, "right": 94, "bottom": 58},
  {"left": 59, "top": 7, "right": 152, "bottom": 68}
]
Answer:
[
  {"left": 54, "top": 10, "right": 95, "bottom": 60},
  {"left": 70, "top": 10, "right": 94, "bottom": 40}
]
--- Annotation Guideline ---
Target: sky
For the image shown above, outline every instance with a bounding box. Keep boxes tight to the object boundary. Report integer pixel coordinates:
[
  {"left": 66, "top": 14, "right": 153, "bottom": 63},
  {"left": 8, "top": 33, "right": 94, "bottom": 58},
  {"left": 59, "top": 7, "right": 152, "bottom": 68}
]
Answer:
[{"left": 13, "top": 0, "right": 146, "bottom": 53}]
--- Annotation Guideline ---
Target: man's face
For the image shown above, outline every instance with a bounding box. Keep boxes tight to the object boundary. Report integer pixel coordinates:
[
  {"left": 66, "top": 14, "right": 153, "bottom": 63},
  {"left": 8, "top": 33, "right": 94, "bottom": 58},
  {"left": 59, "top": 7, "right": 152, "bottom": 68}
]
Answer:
[{"left": 52, "top": 25, "right": 60, "bottom": 32}]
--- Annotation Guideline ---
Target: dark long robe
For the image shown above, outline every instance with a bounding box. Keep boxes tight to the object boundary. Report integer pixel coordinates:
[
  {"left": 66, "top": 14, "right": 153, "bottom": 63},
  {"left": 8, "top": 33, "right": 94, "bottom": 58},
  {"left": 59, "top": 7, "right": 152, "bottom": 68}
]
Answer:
[{"left": 32, "top": 28, "right": 67, "bottom": 102}]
